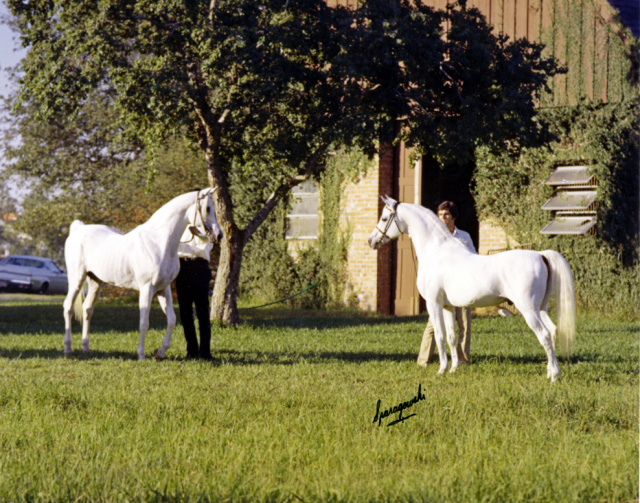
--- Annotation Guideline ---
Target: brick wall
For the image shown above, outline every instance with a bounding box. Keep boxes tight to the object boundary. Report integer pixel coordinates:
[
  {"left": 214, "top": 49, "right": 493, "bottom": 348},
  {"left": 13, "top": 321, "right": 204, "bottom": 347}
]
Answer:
[
  {"left": 341, "top": 154, "right": 519, "bottom": 311},
  {"left": 341, "top": 147, "right": 394, "bottom": 313},
  {"left": 477, "top": 219, "right": 519, "bottom": 255}
]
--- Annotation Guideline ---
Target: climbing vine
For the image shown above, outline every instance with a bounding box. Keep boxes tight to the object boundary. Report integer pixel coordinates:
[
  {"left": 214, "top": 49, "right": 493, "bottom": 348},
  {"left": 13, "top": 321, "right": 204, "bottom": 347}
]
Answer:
[
  {"left": 473, "top": 99, "right": 639, "bottom": 318},
  {"left": 239, "top": 148, "right": 366, "bottom": 309}
]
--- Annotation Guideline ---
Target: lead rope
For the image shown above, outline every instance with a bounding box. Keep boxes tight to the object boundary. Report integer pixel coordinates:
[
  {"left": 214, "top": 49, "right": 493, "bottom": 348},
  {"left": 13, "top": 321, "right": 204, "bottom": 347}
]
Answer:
[{"left": 180, "top": 191, "right": 205, "bottom": 244}]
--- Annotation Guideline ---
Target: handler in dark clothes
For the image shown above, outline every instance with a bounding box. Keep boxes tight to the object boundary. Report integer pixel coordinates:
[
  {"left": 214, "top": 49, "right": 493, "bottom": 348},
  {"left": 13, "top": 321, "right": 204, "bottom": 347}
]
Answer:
[{"left": 176, "top": 227, "right": 213, "bottom": 360}]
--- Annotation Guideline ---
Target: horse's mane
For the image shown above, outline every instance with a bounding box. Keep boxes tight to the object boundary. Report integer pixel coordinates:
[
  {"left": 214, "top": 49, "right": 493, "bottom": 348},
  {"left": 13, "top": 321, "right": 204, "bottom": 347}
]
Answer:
[
  {"left": 405, "top": 204, "right": 457, "bottom": 243},
  {"left": 145, "top": 191, "right": 197, "bottom": 227}
]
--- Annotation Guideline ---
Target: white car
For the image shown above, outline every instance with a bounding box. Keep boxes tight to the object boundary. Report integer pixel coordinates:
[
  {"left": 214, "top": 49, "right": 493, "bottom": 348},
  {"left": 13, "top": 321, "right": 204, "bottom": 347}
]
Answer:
[{"left": 0, "top": 255, "right": 68, "bottom": 294}]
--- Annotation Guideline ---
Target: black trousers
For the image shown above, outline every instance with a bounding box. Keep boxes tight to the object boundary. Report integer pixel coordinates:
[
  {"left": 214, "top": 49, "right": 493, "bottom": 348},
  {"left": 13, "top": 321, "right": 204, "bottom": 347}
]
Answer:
[{"left": 175, "top": 258, "right": 211, "bottom": 358}]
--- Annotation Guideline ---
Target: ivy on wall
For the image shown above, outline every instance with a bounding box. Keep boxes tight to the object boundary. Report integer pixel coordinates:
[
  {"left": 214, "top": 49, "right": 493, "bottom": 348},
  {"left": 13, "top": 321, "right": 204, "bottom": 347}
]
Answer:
[
  {"left": 473, "top": 99, "right": 639, "bottom": 318},
  {"left": 539, "top": 0, "right": 638, "bottom": 107},
  {"left": 240, "top": 149, "right": 365, "bottom": 309}
]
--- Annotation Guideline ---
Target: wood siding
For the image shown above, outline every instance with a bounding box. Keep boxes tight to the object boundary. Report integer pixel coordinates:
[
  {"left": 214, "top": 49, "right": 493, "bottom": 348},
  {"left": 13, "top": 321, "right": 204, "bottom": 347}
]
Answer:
[
  {"left": 331, "top": 0, "right": 637, "bottom": 105},
  {"left": 427, "top": 0, "right": 637, "bottom": 105}
]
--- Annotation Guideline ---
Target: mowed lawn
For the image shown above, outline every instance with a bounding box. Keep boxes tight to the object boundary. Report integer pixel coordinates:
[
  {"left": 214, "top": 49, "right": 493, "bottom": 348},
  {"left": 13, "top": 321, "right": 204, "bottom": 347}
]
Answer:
[{"left": 0, "top": 297, "right": 637, "bottom": 502}]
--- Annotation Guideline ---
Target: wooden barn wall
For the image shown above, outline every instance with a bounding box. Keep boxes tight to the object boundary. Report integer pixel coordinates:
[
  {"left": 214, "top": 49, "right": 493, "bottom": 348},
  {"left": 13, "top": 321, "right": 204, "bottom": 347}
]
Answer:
[
  {"left": 330, "top": 0, "right": 637, "bottom": 106},
  {"left": 483, "top": 0, "right": 635, "bottom": 104}
]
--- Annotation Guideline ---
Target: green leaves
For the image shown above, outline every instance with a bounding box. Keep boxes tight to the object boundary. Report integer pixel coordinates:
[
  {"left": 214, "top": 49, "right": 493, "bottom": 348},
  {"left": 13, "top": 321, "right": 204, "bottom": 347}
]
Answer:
[
  {"left": 8, "top": 0, "right": 561, "bottom": 176},
  {"left": 5, "top": 0, "right": 563, "bottom": 322},
  {"left": 473, "top": 100, "right": 640, "bottom": 317}
]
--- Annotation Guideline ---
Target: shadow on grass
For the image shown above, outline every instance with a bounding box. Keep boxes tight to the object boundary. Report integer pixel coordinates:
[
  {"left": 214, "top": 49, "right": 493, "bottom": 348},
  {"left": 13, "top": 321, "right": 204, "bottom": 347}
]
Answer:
[
  {"left": 1, "top": 344, "right": 625, "bottom": 369},
  {"left": 0, "top": 303, "right": 169, "bottom": 335},
  {"left": 211, "top": 348, "right": 418, "bottom": 366},
  {"left": 239, "top": 308, "right": 426, "bottom": 330},
  {"left": 0, "top": 346, "right": 417, "bottom": 365},
  {"left": 1, "top": 303, "right": 427, "bottom": 336},
  {"left": 0, "top": 347, "right": 140, "bottom": 360}
]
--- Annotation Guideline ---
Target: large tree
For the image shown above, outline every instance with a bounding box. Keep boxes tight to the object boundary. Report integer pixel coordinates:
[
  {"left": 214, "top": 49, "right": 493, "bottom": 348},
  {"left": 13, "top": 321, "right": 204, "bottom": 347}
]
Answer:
[{"left": 7, "top": 0, "right": 560, "bottom": 325}]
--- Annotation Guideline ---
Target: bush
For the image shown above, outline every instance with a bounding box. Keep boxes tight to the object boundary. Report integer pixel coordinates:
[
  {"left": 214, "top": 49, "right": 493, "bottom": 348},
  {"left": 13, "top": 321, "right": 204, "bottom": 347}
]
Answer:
[
  {"left": 473, "top": 100, "right": 639, "bottom": 318},
  {"left": 240, "top": 150, "right": 364, "bottom": 310}
]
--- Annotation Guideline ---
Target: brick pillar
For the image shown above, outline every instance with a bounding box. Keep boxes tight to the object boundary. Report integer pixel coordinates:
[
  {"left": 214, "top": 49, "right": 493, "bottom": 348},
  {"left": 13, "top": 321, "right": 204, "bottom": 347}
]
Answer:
[{"left": 341, "top": 146, "right": 395, "bottom": 314}]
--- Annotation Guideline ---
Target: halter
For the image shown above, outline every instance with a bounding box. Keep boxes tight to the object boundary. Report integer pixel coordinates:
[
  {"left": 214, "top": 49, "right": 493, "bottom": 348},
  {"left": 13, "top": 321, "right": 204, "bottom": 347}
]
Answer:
[
  {"left": 181, "top": 188, "right": 216, "bottom": 243},
  {"left": 376, "top": 200, "right": 403, "bottom": 244}
]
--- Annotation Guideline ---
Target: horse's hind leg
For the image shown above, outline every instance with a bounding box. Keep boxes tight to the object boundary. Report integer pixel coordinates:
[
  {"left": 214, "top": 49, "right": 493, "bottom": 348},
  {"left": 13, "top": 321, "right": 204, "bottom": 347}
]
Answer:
[
  {"left": 153, "top": 286, "right": 176, "bottom": 360},
  {"left": 63, "top": 277, "right": 85, "bottom": 355},
  {"left": 539, "top": 285, "right": 558, "bottom": 349},
  {"left": 520, "top": 308, "right": 560, "bottom": 381},
  {"left": 540, "top": 311, "right": 557, "bottom": 349},
  {"left": 80, "top": 278, "right": 102, "bottom": 353}
]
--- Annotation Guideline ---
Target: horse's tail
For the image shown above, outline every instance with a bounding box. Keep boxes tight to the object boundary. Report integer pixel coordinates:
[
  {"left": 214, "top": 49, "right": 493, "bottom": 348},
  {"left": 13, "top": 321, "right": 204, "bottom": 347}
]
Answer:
[{"left": 540, "top": 250, "right": 576, "bottom": 358}]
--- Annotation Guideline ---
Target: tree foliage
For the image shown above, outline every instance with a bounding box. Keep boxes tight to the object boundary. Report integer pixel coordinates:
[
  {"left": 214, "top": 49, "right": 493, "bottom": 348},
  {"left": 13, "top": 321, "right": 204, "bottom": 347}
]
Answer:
[
  {"left": 473, "top": 99, "right": 639, "bottom": 317},
  {"left": 1, "top": 86, "right": 210, "bottom": 258},
  {"left": 7, "top": 0, "right": 561, "bottom": 324}
]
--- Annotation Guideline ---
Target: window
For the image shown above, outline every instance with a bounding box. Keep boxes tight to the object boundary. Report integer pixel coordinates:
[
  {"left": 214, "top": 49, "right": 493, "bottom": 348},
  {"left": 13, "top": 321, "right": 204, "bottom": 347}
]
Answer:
[
  {"left": 286, "top": 181, "right": 319, "bottom": 240},
  {"left": 540, "top": 166, "right": 597, "bottom": 235}
]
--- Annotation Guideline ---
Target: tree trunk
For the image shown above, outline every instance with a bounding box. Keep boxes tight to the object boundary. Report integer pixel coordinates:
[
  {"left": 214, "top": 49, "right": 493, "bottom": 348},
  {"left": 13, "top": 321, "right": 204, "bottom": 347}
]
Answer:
[{"left": 210, "top": 224, "right": 244, "bottom": 326}]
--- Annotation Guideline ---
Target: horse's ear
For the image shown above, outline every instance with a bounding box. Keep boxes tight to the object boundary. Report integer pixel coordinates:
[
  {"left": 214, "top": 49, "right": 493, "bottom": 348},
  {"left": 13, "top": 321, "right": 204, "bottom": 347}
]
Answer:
[{"left": 381, "top": 194, "right": 396, "bottom": 207}]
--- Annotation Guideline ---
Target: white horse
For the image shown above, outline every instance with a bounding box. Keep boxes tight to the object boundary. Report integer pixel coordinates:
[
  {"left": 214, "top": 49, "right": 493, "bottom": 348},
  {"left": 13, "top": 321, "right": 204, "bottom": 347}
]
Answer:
[
  {"left": 368, "top": 196, "right": 576, "bottom": 382},
  {"left": 63, "top": 189, "right": 223, "bottom": 360}
]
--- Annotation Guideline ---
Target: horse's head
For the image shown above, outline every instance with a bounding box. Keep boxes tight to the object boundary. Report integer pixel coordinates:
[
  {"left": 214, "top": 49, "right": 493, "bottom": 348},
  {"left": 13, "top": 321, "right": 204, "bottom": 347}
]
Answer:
[
  {"left": 187, "top": 188, "right": 223, "bottom": 243},
  {"left": 368, "top": 195, "right": 406, "bottom": 249}
]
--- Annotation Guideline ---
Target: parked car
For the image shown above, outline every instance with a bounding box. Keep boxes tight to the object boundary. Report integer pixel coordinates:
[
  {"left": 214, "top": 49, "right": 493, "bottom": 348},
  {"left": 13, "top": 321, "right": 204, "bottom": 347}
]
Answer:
[{"left": 0, "top": 255, "right": 68, "bottom": 294}]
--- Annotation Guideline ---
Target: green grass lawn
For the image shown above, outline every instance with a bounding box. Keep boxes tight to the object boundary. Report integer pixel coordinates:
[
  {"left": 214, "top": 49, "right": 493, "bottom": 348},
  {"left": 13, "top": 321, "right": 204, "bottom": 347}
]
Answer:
[{"left": 0, "top": 297, "right": 637, "bottom": 502}]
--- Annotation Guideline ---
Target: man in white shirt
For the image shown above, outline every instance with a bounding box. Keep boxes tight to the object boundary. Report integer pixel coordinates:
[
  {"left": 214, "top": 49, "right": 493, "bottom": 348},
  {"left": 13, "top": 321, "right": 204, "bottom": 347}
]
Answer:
[
  {"left": 176, "top": 226, "right": 214, "bottom": 360},
  {"left": 417, "top": 200, "right": 477, "bottom": 366}
]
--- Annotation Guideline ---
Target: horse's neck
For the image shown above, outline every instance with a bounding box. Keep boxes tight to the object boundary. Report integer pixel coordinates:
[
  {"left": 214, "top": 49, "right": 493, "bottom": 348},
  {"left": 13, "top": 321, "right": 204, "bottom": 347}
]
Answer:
[
  {"left": 142, "top": 193, "right": 194, "bottom": 255},
  {"left": 398, "top": 204, "right": 450, "bottom": 252}
]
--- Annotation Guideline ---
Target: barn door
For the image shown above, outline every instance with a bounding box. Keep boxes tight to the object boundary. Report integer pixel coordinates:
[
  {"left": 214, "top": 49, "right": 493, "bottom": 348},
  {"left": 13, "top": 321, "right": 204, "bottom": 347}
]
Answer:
[{"left": 393, "top": 144, "right": 421, "bottom": 316}]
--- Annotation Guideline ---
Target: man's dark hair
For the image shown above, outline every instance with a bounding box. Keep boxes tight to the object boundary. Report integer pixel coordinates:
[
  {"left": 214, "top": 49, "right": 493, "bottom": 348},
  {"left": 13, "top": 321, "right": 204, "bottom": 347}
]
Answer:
[{"left": 437, "top": 201, "right": 459, "bottom": 220}]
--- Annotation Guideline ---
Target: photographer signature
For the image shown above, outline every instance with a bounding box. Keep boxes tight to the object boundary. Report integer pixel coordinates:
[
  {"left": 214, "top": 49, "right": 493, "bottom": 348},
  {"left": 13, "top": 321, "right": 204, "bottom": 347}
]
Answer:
[{"left": 373, "top": 384, "right": 426, "bottom": 427}]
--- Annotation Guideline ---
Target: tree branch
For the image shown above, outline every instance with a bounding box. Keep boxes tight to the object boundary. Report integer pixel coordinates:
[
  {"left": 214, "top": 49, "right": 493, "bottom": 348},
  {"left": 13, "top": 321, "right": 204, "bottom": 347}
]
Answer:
[
  {"left": 209, "top": 0, "right": 219, "bottom": 23},
  {"left": 440, "top": 63, "right": 463, "bottom": 101},
  {"left": 243, "top": 144, "right": 328, "bottom": 240}
]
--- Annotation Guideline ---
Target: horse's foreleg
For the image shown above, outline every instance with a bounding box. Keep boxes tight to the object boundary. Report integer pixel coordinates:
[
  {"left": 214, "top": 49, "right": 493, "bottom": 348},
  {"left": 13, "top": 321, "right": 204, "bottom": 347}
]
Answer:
[
  {"left": 444, "top": 307, "right": 460, "bottom": 373},
  {"left": 427, "top": 302, "right": 449, "bottom": 375},
  {"left": 80, "top": 279, "right": 102, "bottom": 353},
  {"left": 137, "top": 285, "right": 155, "bottom": 360},
  {"left": 521, "top": 308, "right": 560, "bottom": 382},
  {"left": 153, "top": 286, "right": 176, "bottom": 360}
]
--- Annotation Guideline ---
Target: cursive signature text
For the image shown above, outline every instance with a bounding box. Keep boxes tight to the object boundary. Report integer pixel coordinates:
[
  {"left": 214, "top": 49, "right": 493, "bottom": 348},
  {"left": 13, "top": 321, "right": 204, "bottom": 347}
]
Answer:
[{"left": 373, "top": 384, "right": 426, "bottom": 427}]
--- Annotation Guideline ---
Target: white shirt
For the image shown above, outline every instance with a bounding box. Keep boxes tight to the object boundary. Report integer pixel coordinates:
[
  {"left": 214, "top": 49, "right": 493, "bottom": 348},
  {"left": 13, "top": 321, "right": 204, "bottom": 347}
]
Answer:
[
  {"left": 177, "top": 228, "right": 212, "bottom": 260},
  {"left": 452, "top": 227, "right": 476, "bottom": 254}
]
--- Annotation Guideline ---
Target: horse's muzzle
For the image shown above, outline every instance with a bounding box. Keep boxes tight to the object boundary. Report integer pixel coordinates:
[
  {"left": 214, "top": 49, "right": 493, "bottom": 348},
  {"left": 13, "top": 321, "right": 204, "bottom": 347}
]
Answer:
[
  {"left": 208, "top": 225, "right": 223, "bottom": 243},
  {"left": 367, "top": 232, "right": 382, "bottom": 250}
]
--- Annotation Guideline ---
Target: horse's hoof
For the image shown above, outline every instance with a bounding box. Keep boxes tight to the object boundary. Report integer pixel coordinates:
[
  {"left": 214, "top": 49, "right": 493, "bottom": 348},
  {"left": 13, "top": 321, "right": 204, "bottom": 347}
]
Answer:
[
  {"left": 81, "top": 342, "right": 90, "bottom": 353},
  {"left": 154, "top": 349, "right": 165, "bottom": 361},
  {"left": 449, "top": 366, "right": 459, "bottom": 373},
  {"left": 138, "top": 354, "right": 146, "bottom": 361},
  {"left": 437, "top": 368, "right": 447, "bottom": 375}
]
